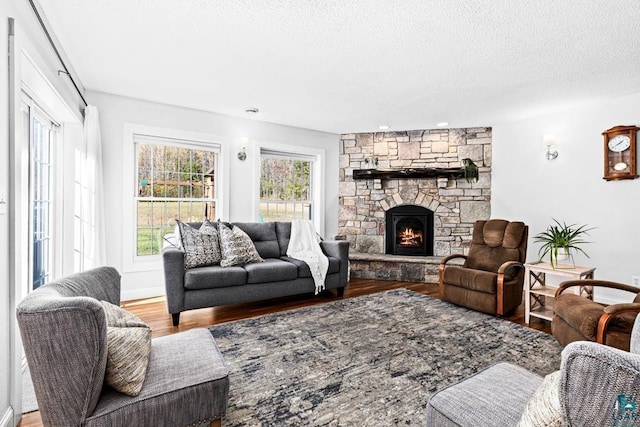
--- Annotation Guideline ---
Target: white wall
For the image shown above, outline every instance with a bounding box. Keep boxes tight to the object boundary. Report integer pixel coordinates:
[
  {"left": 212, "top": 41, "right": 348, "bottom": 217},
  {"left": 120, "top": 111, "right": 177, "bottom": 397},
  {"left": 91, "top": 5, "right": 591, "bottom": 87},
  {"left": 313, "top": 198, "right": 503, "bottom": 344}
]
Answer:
[
  {"left": 89, "top": 91, "right": 340, "bottom": 300},
  {"left": 492, "top": 91, "right": 640, "bottom": 303}
]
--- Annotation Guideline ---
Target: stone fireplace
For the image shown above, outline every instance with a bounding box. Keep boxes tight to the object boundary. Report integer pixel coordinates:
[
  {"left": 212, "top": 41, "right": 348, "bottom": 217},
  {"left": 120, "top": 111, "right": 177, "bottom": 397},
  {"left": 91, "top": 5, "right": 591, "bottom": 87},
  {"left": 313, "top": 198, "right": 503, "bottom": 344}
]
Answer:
[
  {"left": 385, "top": 205, "right": 433, "bottom": 256},
  {"left": 338, "top": 127, "right": 492, "bottom": 282}
]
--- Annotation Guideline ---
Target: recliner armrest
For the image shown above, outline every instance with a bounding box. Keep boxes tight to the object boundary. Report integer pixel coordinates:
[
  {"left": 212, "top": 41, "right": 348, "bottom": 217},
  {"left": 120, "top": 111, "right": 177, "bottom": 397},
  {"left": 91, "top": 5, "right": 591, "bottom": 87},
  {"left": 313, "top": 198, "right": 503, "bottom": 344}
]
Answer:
[
  {"left": 440, "top": 253, "right": 467, "bottom": 266},
  {"left": 556, "top": 279, "right": 640, "bottom": 297},
  {"left": 497, "top": 260, "right": 524, "bottom": 278}
]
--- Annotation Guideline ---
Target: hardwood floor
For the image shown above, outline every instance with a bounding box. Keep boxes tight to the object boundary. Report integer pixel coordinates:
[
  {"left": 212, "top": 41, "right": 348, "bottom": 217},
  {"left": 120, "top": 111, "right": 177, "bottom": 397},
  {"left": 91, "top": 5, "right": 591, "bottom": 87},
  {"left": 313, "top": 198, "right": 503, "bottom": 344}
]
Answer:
[{"left": 18, "top": 279, "right": 551, "bottom": 426}]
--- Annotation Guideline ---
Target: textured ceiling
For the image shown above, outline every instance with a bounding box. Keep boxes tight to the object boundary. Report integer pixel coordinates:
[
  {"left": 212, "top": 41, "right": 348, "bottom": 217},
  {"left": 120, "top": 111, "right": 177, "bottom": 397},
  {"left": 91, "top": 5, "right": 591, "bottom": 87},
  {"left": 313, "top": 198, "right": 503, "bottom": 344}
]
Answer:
[{"left": 39, "top": 0, "right": 640, "bottom": 134}]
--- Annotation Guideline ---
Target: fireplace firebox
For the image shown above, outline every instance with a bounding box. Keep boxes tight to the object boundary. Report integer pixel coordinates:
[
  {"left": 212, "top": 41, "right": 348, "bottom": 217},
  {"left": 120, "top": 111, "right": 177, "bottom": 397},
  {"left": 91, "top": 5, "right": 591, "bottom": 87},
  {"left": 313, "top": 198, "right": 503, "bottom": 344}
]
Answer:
[{"left": 385, "top": 205, "right": 434, "bottom": 256}]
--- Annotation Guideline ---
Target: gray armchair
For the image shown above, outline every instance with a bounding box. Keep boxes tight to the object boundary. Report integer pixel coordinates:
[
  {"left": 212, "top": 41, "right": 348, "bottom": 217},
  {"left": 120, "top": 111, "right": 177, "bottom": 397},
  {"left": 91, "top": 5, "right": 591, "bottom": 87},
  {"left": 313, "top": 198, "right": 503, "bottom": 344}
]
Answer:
[
  {"left": 426, "top": 316, "right": 640, "bottom": 426},
  {"left": 16, "top": 267, "right": 229, "bottom": 427}
]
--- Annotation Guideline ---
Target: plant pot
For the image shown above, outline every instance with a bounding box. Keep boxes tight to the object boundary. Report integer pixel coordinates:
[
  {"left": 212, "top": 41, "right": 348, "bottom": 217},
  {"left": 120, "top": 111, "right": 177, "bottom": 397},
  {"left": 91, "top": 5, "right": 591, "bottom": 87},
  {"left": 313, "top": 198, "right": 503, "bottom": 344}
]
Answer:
[{"left": 552, "top": 249, "right": 575, "bottom": 269}]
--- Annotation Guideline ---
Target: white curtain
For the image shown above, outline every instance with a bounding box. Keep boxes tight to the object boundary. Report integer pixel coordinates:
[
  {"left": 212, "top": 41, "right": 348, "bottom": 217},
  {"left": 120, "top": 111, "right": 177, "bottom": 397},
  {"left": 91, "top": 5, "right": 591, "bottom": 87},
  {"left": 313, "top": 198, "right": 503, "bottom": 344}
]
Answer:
[{"left": 82, "top": 105, "right": 106, "bottom": 268}]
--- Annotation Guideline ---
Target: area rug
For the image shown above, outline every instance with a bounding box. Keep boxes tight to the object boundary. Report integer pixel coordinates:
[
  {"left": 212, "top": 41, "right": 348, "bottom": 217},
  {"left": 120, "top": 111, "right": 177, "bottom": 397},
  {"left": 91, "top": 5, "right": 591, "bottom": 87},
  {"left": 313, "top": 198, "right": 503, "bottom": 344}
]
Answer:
[{"left": 210, "top": 288, "right": 563, "bottom": 426}]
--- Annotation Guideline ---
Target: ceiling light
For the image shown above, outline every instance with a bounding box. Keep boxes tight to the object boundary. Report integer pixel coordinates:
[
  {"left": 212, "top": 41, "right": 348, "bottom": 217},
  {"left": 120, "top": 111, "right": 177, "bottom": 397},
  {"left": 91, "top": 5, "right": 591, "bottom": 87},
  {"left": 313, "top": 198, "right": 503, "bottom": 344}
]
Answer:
[
  {"left": 437, "top": 122, "right": 449, "bottom": 127},
  {"left": 378, "top": 125, "right": 390, "bottom": 130},
  {"left": 245, "top": 107, "right": 259, "bottom": 114}
]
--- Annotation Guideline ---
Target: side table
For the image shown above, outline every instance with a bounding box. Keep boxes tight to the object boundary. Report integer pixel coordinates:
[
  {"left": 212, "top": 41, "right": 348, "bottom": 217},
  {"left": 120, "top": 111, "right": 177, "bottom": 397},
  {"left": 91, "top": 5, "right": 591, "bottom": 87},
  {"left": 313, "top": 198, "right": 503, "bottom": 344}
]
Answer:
[{"left": 524, "top": 261, "right": 596, "bottom": 324}]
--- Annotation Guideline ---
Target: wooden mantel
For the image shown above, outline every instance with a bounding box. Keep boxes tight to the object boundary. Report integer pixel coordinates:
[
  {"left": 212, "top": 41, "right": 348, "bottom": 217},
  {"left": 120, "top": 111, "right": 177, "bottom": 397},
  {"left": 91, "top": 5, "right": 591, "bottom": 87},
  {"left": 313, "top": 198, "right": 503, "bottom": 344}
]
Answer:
[{"left": 352, "top": 167, "right": 465, "bottom": 180}]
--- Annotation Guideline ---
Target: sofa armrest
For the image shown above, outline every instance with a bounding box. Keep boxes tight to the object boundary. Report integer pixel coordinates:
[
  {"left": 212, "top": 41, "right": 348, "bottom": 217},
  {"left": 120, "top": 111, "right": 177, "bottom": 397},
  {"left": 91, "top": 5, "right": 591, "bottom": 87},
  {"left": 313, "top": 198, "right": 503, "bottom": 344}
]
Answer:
[
  {"left": 162, "top": 247, "right": 186, "bottom": 314},
  {"left": 320, "top": 240, "right": 350, "bottom": 286},
  {"left": 560, "top": 341, "right": 640, "bottom": 426}
]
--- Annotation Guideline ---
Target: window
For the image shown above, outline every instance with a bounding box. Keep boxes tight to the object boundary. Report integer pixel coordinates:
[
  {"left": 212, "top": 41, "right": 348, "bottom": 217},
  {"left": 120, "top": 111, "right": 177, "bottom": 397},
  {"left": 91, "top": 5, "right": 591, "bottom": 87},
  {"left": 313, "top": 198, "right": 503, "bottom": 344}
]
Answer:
[
  {"left": 135, "top": 136, "right": 218, "bottom": 256},
  {"left": 259, "top": 150, "right": 313, "bottom": 222},
  {"left": 22, "top": 100, "right": 59, "bottom": 290}
]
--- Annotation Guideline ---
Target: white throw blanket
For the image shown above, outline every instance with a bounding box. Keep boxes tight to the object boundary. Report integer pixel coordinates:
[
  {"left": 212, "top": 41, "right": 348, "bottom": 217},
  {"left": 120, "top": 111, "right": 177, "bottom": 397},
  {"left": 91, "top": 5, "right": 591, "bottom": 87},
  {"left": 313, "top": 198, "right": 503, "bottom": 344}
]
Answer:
[{"left": 287, "top": 220, "right": 329, "bottom": 295}]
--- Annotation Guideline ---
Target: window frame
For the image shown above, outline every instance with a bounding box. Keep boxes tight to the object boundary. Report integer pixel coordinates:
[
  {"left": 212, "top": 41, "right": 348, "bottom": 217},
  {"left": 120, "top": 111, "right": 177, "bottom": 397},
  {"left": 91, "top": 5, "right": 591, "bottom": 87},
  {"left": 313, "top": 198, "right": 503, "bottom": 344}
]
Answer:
[
  {"left": 256, "top": 143, "right": 325, "bottom": 236},
  {"left": 134, "top": 137, "right": 219, "bottom": 256},
  {"left": 122, "top": 124, "right": 227, "bottom": 273},
  {"left": 22, "top": 96, "right": 63, "bottom": 293}
]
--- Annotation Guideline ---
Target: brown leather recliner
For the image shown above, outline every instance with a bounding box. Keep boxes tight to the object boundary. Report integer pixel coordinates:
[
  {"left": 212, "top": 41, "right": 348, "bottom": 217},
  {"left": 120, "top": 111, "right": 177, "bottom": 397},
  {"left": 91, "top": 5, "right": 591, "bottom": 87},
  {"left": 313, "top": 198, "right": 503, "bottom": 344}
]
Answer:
[
  {"left": 552, "top": 279, "right": 640, "bottom": 351},
  {"left": 439, "top": 219, "right": 528, "bottom": 315}
]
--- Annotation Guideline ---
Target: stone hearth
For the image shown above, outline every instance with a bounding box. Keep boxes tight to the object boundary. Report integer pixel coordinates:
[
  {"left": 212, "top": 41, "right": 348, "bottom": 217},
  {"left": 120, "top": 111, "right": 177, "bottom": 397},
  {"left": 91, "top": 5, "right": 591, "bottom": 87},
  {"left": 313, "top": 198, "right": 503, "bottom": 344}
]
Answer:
[{"left": 338, "top": 128, "right": 492, "bottom": 282}]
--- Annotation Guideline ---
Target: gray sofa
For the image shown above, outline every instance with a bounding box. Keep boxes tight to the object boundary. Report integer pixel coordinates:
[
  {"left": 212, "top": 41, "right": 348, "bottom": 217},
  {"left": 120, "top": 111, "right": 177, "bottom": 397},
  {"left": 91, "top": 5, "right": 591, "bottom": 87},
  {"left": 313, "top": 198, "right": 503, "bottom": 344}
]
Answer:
[
  {"left": 426, "top": 316, "right": 640, "bottom": 426},
  {"left": 16, "top": 267, "right": 229, "bottom": 427},
  {"left": 163, "top": 221, "right": 350, "bottom": 326}
]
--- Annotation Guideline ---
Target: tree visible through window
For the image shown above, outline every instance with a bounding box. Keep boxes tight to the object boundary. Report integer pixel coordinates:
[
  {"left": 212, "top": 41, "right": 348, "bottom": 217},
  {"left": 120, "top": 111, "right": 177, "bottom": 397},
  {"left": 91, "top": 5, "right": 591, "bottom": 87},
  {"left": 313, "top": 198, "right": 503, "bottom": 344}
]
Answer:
[
  {"left": 260, "top": 154, "right": 312, "bottom": 221},
  {"left": 135, "top": 141, "right": 217, "bottom": 255}
]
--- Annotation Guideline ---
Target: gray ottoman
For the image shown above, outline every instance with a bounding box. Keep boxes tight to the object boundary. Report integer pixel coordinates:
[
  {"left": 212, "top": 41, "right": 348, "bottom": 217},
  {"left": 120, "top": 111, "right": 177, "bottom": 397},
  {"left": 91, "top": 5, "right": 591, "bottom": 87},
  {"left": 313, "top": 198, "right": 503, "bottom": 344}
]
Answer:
[{"left": 426, "top": 363, "right": 543, "bottom": 427}]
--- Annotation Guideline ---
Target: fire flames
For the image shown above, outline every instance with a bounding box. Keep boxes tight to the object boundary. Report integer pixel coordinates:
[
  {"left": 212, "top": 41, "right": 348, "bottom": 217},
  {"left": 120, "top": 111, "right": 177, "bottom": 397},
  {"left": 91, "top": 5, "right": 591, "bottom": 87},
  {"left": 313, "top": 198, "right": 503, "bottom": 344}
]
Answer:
[{"left": 399, "top": 227, "right": 423, "bottom": 247}]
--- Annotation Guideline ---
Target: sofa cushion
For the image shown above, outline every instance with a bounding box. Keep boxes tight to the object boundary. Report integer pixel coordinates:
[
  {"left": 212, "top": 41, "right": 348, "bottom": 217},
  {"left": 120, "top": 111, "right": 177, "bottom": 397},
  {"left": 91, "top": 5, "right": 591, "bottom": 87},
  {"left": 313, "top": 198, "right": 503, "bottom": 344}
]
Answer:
[
  {"left": 443, "top": 266, "right": 498, "bottom": 294},
  {"left": 233, "top": 222, "right": 281, "bottom": 259},
  {"left": 177, "top": 220, "right": 221, "bottom": 269},
  {"left": 184, "top": 265, "right": 247, "bottom": 290},
  {"left": 244, "top": 258, "right": 298, "bottom": 284},
  {"left": 100, "top": 301, "right": 152, "bottom": 397},
  {"left": 281, "top": 256, "right": 340, "bottom": 278},
  {"left": 86, "top": 328, "right": 229, "bottom": 426},
  {"left": 219, "top": 223, "right": 264, "bottom": 267}
]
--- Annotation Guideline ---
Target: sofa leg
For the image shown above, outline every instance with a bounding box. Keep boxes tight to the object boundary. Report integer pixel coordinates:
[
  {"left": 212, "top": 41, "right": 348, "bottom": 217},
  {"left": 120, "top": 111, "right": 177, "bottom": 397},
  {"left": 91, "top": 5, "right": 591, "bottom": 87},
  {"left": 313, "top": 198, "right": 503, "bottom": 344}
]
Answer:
[
  {"left": 171, "top": 313, "right": 180, "bottom": 326},
  {"left": 337, "top": 287, "right": 345, "bottom": 297}
]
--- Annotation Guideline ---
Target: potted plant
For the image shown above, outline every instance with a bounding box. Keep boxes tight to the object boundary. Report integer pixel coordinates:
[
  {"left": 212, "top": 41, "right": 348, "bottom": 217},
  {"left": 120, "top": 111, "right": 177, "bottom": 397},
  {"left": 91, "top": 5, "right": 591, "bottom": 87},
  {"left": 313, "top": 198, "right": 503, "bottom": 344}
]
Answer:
[
  {"left": 462, "top": 158, "right": 479, "bottom": 183},
  {"left": 533, "top": 219, "right": 594, "bottom": 268}
]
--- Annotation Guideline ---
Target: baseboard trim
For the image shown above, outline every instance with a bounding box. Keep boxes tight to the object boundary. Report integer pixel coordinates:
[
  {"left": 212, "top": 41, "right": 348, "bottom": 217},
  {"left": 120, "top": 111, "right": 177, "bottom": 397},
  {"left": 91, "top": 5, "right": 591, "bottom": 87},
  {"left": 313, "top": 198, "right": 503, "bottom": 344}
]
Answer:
[
  {"left": 0, "top": 407, "right": 14, "bottom": 427},
  {"left": 121, "top": 286, "right": 165, "bottom": 302}
]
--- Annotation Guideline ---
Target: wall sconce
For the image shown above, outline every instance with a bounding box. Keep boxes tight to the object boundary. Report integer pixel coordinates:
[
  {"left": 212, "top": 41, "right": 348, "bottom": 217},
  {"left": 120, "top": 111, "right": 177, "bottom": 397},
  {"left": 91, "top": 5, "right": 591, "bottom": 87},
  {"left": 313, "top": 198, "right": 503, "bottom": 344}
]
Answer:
[
  {"left": 237, "top": 136, "right": 249, "bottom": 161},
  {"left": 543, "top": 134, "right": 558, "bottom": 160}
]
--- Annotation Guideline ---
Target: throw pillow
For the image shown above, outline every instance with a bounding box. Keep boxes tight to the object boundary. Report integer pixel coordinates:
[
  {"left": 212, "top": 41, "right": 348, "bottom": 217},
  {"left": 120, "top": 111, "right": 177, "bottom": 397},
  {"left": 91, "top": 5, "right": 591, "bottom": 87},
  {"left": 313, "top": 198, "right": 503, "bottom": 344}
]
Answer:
[
  {"left": 517, "top": 370, "right": 562, "bottom": 427},
  {"left": 177, "top": 220, "right": 222, "bottom": 269},
  {"left": 218, "top": 223, "right": 264, "bottom": 267},
  {"left": 100, "top": 301, "right": 152, "bottom": 396}
]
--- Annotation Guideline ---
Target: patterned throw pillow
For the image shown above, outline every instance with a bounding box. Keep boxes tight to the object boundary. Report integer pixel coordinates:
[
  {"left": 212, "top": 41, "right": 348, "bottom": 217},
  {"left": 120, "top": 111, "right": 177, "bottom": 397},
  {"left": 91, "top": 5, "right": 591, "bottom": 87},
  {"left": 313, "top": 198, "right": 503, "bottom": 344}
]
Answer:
[
  {"left": 100, "top": 301, "right": 152, "bottom": 396},
  {"left": 517, "top": 370, "right": 562, "bottom": 427},
  {"left": 177, "top": 220, "right": 221, "bottom": 269},
  {"left": 218, "top": 223, "right": 264, "bottom": 267}
]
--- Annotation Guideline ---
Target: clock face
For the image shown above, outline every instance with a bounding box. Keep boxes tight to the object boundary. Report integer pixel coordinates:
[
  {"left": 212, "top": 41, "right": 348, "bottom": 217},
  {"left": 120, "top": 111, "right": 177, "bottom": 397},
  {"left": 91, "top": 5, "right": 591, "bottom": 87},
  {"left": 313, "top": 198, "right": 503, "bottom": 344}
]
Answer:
[{"left": 608, "top": 135, "right": 631, "bottom": 152}]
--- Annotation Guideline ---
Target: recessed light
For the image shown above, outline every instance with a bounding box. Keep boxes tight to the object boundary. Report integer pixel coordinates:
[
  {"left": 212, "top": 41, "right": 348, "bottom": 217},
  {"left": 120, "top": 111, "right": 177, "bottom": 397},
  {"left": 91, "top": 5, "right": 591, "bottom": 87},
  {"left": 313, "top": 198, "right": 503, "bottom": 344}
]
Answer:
[
  {"left": 245, "top": 107, "right": 259, "bottom": 114},
  {"left": 437, "top": 122, "right": 449, "bottom": 127},
  {"left": 378, "top": 125, "right": 390, "bottom": 130}
]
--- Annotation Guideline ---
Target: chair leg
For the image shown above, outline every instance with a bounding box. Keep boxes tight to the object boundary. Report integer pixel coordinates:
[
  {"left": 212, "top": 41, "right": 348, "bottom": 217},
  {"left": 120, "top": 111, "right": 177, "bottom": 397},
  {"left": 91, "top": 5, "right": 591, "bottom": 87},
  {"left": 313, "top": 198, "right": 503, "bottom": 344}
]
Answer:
[
  {"left": 210, "top": 419, "right": 222, "bottom": 427},
  {"left": 496, "top": 274, "right": 505, "bottom": 316},
  {"left": 438, "top": 263, "right": 445, "bottom": 299}
]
